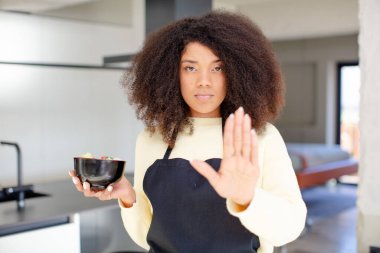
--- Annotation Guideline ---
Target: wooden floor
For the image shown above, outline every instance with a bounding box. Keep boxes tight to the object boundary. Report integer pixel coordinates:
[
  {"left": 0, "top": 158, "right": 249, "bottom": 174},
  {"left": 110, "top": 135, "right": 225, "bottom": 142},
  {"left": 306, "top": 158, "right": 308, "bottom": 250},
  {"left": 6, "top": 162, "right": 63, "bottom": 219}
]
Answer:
[{"left": 275, "top": 183, "right": 357, "bottom": 253}]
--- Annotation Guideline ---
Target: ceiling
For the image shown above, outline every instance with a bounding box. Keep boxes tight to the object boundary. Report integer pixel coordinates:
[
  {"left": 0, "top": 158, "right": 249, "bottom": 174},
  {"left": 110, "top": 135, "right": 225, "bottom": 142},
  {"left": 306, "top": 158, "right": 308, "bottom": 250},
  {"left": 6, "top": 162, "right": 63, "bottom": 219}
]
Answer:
[
  {"left": 0, "top": 0, "right": 94, "bottom": 12},
  {"left": 0, "top": 0, "right": 359, "bottom": 40},
  {"left": 0, "top": 0, "right": 133, "bottom": 26},
  {"left": 214, "top": 0, "right": 359, "bottom": 41}
]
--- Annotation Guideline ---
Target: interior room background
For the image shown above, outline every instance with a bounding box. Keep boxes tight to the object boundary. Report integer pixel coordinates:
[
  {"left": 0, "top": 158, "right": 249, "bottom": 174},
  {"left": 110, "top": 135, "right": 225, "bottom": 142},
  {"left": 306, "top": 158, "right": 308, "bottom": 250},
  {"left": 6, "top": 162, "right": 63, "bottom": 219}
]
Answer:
[{"left": 0, "top": 0, "right": 358, "bottom": 186}]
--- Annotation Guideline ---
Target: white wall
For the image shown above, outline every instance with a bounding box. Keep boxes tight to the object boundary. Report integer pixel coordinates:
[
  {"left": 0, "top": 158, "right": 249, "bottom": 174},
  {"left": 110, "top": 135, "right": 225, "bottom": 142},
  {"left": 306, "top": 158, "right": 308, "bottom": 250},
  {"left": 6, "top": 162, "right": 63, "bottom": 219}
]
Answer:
[
  {"left": 0, "top": 0, "right": 145, "bottom": 185},
  {"left": 0, "top": 0, "right": 144, "bottom": 65},
  {"left": 0, "top": 64, "right": 143, "bottom": 185},
  {"left": 358, "top": 0, "right": 380, "bottom": 251},
  {"left": 272, "top": 34, "right": 358, "bottom": 144},
  {"left": 214, "top": 0, "right": 358, "bottom": 41},
  {"left": 238, "top": 0, "right": 358, "bottom": 41}
]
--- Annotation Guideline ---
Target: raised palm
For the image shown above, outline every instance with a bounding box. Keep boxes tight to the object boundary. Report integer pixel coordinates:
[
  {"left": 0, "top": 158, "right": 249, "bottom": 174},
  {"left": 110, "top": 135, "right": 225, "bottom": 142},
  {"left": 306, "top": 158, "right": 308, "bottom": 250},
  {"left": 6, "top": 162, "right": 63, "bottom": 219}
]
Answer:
[{"left": 191, "top": 107, "right": 260, "bottom": 207}]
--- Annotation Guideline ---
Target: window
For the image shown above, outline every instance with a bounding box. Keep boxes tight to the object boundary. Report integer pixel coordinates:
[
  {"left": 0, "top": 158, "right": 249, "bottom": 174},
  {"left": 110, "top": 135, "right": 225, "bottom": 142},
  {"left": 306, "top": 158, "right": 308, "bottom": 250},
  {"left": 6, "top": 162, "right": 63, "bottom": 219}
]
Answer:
[{"left": 337, "top": 63, "right": 360, "bottom": 159}]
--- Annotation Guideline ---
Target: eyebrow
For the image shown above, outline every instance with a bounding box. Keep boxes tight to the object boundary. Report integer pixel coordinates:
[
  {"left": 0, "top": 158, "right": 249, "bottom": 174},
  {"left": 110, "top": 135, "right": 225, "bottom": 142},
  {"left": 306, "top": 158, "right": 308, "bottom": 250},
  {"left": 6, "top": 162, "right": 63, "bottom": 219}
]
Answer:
[{"left": 180, "top": 59, "right": 222, "bottom": 64}]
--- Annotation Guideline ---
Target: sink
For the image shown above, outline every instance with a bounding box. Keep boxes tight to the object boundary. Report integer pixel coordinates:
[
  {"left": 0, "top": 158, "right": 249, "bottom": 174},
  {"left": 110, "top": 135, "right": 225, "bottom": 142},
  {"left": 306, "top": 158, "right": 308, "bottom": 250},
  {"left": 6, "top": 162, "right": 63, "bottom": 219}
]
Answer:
[{"left": 0, "top": 186, "right": 49, "bottom": 203}]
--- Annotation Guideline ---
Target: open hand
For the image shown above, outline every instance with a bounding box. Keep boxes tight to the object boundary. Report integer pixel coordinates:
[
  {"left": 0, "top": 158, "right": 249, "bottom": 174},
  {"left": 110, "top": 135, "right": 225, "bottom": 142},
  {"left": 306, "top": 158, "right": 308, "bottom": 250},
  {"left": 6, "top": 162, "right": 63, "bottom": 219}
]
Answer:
[
  {"left": 191, "top": 107, "right": 260, "bottom": 207},
  {"left": 69, "top": 170, "right": 136, "bottom": 207}
]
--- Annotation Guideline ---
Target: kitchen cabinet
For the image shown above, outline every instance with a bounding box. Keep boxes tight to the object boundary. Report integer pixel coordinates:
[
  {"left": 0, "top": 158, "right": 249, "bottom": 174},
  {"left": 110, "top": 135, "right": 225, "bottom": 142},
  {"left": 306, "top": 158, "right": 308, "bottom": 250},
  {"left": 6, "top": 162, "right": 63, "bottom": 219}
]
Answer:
[
  {"left": 0, "top": 214, "right": 80, "bottom": 253},
  {"left": 0, "top": 176, "right": 144, "bottom": 253}
]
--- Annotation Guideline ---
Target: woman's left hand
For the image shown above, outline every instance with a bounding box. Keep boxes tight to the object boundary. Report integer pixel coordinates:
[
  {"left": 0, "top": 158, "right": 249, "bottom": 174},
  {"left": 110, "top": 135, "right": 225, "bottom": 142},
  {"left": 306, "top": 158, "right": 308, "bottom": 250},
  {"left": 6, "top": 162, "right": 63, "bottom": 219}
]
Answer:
[{"left": 191, "top": 107, "right": 260, "bottom": 208}]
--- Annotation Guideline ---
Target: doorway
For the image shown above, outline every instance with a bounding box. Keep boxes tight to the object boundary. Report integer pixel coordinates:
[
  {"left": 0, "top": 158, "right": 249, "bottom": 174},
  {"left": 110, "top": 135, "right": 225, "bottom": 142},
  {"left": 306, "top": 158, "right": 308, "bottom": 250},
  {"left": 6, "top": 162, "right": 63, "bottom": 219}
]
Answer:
[
  {"left": 337, "top": 63, "right": 360, "bottom": 159},
  {"left": 336, "top": 62, "right": 360, "bottom": 184}
]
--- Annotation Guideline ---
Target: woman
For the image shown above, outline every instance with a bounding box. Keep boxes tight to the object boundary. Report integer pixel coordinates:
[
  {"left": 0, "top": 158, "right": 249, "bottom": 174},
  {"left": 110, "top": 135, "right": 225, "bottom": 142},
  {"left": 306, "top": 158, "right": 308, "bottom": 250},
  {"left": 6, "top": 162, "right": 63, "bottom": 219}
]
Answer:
[{"left": 70, "top": 10, "right": 307, "bottom": 253}]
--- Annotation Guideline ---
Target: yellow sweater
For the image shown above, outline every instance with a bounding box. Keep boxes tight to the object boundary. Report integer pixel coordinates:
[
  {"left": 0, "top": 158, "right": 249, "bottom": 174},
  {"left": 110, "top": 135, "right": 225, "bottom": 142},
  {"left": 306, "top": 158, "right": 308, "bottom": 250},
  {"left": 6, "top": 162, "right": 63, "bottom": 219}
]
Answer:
[{"left": 119, "top": 117, "right": 307, "bottom": 253}]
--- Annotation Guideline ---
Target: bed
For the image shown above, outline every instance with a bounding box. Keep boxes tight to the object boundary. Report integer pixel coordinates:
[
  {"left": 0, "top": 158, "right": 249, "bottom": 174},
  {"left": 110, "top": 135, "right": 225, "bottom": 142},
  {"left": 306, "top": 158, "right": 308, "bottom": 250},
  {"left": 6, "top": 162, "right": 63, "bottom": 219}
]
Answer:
[{"left": 286, "top": 143, "right": 359, "bottom": 189}]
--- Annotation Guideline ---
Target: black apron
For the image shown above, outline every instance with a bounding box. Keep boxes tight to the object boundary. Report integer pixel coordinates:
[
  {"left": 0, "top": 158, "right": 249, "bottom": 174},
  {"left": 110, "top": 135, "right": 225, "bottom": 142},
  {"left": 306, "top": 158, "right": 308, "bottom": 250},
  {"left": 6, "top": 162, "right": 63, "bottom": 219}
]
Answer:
[{"left": 143, "top": 146, "right": 260, "bottom": 253}]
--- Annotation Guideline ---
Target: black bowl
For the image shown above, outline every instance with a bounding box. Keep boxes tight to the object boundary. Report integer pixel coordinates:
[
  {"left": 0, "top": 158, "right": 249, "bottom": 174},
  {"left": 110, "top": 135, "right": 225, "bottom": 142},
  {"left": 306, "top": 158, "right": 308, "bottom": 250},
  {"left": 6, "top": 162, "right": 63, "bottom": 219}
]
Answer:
[{"left": 74, "top": 157, "right": 125, "bottom": 191}]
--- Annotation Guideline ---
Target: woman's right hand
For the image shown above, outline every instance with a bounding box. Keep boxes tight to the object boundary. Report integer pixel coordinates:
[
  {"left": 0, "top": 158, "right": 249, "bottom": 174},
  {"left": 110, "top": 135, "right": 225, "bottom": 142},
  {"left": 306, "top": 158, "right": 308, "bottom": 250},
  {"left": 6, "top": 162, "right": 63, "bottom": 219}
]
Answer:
[{"left": 68, "top": 170, "right": 136, "bottom": 207}]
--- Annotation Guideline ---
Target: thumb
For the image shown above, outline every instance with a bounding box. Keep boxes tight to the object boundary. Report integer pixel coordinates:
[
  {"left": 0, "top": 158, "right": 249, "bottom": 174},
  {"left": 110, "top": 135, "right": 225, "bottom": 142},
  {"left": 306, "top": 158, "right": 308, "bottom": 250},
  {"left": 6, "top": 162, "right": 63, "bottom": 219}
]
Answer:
[{"left": 191, "top": 160, "right": 220, "bottom": 188}]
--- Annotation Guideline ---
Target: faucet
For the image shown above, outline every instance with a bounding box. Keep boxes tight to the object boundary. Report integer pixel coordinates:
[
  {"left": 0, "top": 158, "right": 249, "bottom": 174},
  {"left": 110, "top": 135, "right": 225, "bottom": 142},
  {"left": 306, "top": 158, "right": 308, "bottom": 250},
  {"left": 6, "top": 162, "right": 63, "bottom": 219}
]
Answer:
[{"left": 1, "top": 141, "right": 28, "bottom": 210}]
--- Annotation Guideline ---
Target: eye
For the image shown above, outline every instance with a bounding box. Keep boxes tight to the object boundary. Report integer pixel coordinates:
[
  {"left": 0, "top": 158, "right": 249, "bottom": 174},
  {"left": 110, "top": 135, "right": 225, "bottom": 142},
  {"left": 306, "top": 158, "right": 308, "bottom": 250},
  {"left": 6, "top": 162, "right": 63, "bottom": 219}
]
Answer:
[
  {"left": 184, "top": 66, "right": 197, "bottom": 72},
  {"left": 212, "top": 66, "right": 223, "bottom": 72}
]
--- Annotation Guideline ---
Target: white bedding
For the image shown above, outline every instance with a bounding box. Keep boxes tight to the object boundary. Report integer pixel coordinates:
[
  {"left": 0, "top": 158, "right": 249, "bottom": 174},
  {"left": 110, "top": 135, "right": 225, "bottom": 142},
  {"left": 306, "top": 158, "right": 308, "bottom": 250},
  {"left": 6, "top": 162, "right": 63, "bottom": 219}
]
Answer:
[{"left": 286, "top": 143, "right": 351, "bottom": 172}]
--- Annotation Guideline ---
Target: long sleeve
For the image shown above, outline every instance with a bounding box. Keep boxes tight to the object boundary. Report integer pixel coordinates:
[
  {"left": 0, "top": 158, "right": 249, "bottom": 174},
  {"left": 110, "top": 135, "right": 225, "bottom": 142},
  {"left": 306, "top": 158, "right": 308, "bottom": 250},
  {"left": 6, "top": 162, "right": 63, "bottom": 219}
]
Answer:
[
  {"left": 119, "top": 130, "right": 166, "bottom": 250},
  {"left": 119, "top": 192, "right": 151, "bottom": 250},
  {"left": 226, "top": 124, "right": 307, "bottom": 252}
]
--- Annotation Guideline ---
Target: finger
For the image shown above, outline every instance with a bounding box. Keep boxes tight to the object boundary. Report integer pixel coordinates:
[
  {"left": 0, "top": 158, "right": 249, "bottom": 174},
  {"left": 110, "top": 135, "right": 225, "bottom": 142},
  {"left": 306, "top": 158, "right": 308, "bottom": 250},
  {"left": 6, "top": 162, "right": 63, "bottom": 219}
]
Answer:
[
  {"left": 95, "top": 188, "right": 112, "bottom": 201},
  {"left": 107, "top": 184, "right": 113, "bottom": 193},
  {"left": 242, "top": 114, "right": 252, "bottom": 159},
  {"left": 223, "top": 113, "right": 235, "bottom": 158},
  {"left": 94, "top": 191, "right": 105, "bottom": 200},
  {"left": 234, "top": 107, "right": 244, "bottom": 156},
  {"left": 106, "top": 185, "right": 113, "bottom": 200},
  {"left": 71, "top": 176, "right": 84, "bottom": 192},
  {"left": 120, "top": 184, "right": 137, "bottom": 205},
  {"left": 123, "top": 193, "right": 136, "bottom": 205},
  {"left": 250, "top": 129, "right": 259, "bottom": 167},
  {"left": 191, "top": 160, "right": 220, "bottom": 188},
  {"left": 68, "top": 170, "right": 76, "bottom": 177},
  {"left": 83, "top": 182, "right": 95, "bottom": 197}
]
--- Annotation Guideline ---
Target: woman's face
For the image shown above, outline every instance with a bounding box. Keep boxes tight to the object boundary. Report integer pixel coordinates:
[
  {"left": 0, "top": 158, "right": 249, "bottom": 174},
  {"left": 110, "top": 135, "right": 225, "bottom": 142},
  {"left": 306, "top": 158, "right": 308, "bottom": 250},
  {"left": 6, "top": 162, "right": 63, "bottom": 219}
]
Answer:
[{"left": 179, "top": 42, "right": 227, "bottom": 118}]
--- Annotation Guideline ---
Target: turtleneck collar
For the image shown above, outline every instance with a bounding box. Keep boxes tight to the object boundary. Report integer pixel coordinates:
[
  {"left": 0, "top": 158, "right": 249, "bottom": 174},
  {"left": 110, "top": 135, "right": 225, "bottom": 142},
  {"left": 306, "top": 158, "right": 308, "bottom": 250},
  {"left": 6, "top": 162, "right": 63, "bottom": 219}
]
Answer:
[{"left": 190, "top": 117, "right": 222, "bottom": 127}]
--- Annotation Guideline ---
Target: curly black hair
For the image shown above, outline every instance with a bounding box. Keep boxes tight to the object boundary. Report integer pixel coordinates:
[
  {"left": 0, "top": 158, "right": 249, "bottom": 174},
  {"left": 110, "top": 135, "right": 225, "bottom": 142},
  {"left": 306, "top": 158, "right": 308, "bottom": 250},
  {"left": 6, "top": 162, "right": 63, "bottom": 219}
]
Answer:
[{"left": 123, "top": 10, "right": 284, "bottom": 147}]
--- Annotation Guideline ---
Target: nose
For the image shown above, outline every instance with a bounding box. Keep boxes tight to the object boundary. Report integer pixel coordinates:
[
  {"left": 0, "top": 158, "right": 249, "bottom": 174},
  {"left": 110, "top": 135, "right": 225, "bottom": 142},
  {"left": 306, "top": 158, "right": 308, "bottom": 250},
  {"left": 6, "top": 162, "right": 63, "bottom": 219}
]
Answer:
[{"left": 196, "top": 69, "right": 212, "bottom": 87}]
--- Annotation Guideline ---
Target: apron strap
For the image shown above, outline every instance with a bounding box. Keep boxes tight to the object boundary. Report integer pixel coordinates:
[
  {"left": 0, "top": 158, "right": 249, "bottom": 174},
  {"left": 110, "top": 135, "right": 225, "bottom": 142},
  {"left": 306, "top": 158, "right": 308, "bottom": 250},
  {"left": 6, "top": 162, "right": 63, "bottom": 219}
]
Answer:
[
  {"left": 163, "top": 146, "right": 173, "bottom": 159},
  {"left": 163, "top": 129, "right": 177, "bottom": 159}
]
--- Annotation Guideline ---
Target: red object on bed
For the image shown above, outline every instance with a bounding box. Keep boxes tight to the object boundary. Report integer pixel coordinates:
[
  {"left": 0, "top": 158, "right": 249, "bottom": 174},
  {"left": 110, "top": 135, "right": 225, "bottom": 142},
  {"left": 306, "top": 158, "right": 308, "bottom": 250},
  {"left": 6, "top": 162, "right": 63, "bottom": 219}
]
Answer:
[
  {"left": 286, "top": 143, "right": 359, "bottom": 189},
  {"left": 295, "top": 158, "right": 358, "bottom": 189}
]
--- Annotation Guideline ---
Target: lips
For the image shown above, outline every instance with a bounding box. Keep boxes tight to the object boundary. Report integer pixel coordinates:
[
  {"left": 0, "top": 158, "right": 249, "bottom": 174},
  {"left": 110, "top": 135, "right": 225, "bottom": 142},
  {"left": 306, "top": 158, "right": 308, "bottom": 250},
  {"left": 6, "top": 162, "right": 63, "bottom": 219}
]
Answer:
[{"left": 195, "top": 94, "right": 213, "bottom": 101}]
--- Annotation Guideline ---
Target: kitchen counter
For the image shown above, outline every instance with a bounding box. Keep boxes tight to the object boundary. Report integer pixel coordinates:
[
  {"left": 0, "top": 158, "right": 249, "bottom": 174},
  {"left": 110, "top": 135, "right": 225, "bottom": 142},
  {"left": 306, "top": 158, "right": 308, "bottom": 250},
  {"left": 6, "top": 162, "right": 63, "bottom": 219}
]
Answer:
[{"left": 0, "top": 174, "right": 134, "bottom": 236}]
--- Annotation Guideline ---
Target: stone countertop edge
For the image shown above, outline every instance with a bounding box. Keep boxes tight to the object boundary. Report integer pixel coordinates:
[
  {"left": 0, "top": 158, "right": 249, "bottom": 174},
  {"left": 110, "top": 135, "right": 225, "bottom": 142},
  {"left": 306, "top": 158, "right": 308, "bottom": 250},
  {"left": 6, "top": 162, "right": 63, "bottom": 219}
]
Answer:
[{"left": 0, "top": 173, "right": 134, "bottom": 236}]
